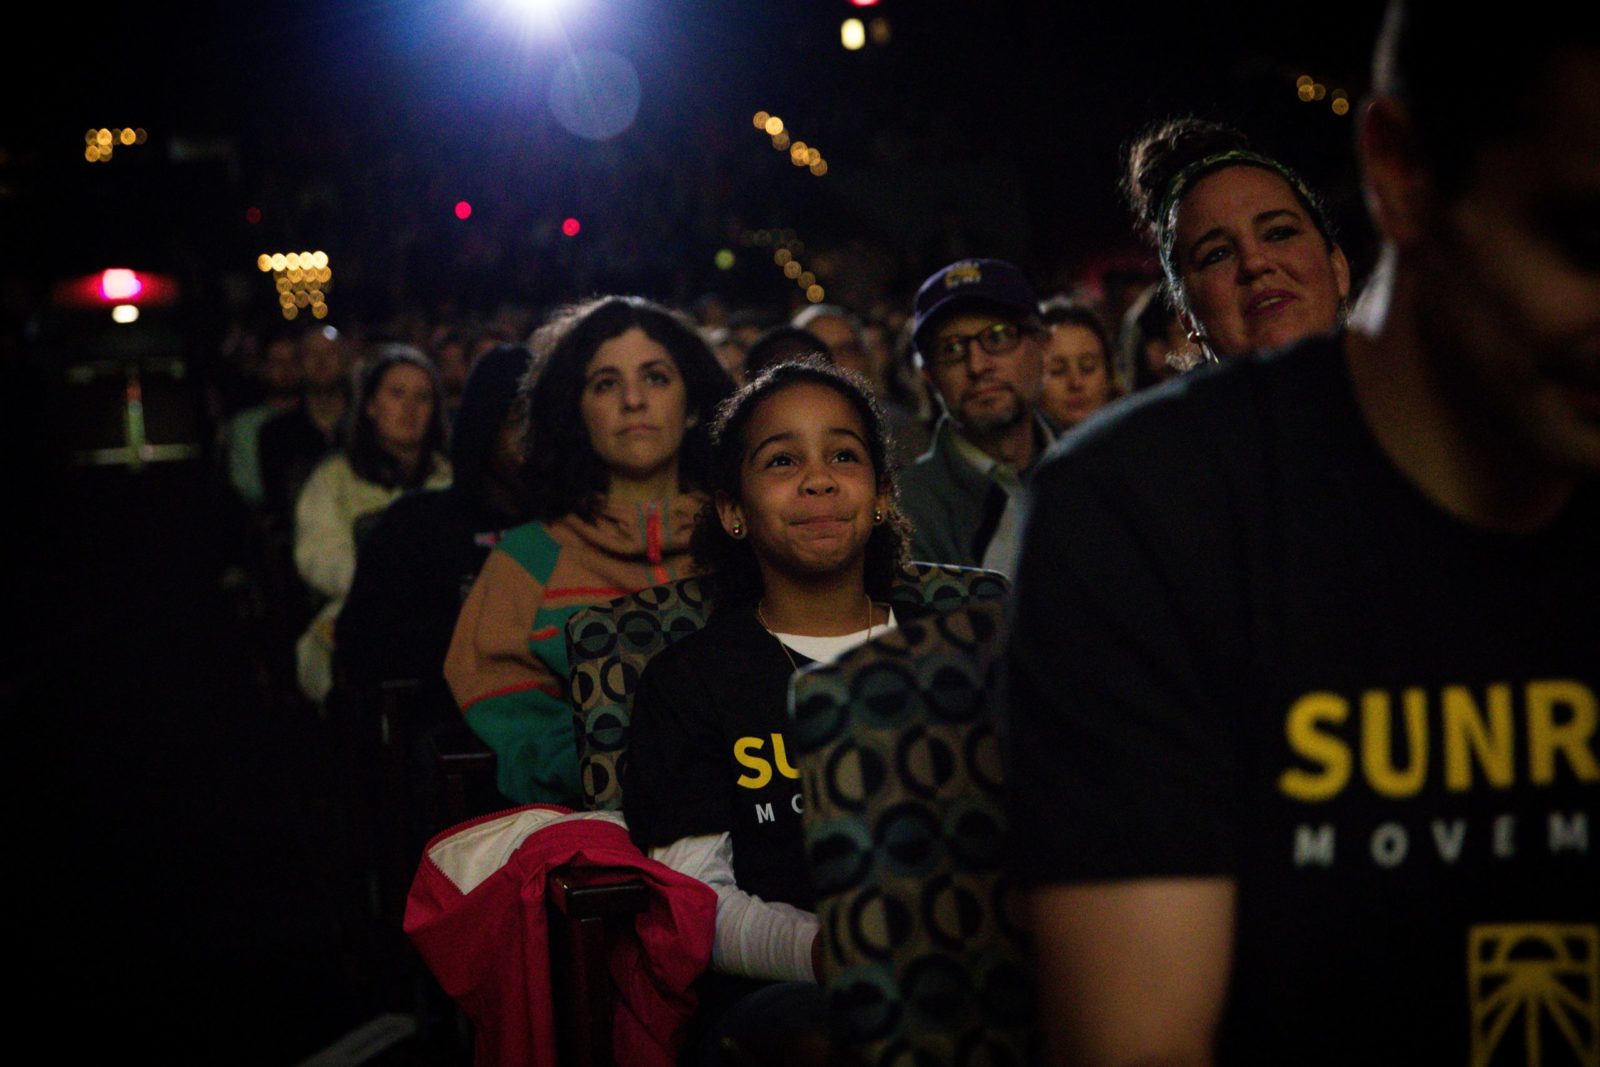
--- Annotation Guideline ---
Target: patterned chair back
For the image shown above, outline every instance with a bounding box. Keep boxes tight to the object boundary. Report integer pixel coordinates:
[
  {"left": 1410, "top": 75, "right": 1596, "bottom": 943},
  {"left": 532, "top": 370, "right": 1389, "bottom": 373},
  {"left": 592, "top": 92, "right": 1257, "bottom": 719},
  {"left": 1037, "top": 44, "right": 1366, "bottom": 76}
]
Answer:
[
  {"left": 566, "top": 563, "right": 1008, "bottom": 811},
  {"left": 790, "top": 598, "right": 1036, "bottom": 1067}
]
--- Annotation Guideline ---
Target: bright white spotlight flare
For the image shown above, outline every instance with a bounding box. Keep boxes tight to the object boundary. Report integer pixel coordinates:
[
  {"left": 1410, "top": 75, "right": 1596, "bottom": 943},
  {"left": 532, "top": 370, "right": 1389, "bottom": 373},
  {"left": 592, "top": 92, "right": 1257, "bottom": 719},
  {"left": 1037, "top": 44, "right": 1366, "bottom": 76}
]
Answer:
[
  {"left": 499, "top": 0, "right": 578, "bottom": 22},
  {"left": 492, "top": 0, "right": 581, "bottom": 36}
]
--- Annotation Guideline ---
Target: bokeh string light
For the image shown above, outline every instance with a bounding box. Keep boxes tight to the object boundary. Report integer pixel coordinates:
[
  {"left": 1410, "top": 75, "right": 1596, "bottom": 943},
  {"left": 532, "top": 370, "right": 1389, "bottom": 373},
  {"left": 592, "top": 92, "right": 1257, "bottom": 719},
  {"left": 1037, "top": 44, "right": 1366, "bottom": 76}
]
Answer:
[
  {"left": 739, "top": 228, "right": 826, "bottom": 304},
  {"left": 1296, "top": 75, "right": 1351, "bottom": 116},
  {"left": 752, "top": 111, "right": 830, "bottom": 176},
  {"left": 257, "top": 250, "right": 333, "bottom": 321},
  {"left": 742, "top": 117, "right": 831, "bottom": 300},
  {"left": 84, "top": 127, "right": 149, "bottom": 163}
]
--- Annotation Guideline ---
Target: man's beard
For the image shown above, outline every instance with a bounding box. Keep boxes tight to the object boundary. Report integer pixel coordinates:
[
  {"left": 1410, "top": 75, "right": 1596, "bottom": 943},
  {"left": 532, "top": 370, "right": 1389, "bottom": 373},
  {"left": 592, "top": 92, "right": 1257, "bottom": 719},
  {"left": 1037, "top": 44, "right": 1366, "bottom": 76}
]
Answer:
[{"left": 958, "top": 390, "right": 1027, "bottom": 438}]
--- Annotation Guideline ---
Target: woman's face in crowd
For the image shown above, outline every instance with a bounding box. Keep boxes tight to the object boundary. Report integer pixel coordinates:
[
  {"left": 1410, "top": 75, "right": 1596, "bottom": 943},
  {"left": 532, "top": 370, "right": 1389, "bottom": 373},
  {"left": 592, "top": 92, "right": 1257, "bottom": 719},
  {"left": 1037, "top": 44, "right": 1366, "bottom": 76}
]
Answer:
[
  {"left": 580, "top": 327, "right": 691, "bottom": 488},
  {"left": 1173, "top": 165, "right": 1350, "bottom": 358},
  {"left": 1041, "top": 324, "right": 1114, "bottom": 428},
  {"left": 366, "top": 362, "right": 436, "bottom": 453},
  {"left": 720, "top": 381, "right": 887, "bottom": 580},
  {"left": 260, "top": 338, "right": 301, "bottom": 395}
]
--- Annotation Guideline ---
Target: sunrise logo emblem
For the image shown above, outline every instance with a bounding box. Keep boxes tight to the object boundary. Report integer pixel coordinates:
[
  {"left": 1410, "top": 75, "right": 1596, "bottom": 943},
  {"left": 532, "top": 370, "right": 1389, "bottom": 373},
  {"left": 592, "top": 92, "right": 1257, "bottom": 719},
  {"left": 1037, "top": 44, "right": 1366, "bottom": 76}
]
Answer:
[{"left": 1468, "top": 924, "right": 1599, "bottom": 1067}]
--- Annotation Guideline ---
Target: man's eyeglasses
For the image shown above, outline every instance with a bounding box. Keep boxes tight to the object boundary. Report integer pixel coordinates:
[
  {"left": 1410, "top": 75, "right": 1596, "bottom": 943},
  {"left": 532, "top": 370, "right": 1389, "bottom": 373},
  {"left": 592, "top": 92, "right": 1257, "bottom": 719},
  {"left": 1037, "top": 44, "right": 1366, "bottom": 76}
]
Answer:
[{"left": 926, "top": 322, "right": 1025, "bottom": 367}]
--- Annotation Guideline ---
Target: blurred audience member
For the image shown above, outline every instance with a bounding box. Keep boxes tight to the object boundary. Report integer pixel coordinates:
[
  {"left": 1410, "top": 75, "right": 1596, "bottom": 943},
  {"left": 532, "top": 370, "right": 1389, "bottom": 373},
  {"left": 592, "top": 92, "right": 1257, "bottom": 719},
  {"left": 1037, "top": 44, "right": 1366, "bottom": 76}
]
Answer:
[
  {"left": 707, "top": 325, "right": 749, "bottom": 384},
  {"left": 224, "top": 328, "right": 302, "bottom": 506},
  {"left": 742, "top": 325, "right": 828, "bottom": 382},
  {"left": 336, "top": 344, "right": 532, "bottom": 716},
  {"left": 260, "top": 325, "right": 354, "bottom": 517},
  {"left": 1038, "top": 297, "right": 1121, "bottom": 431},
  {"left": 1117, "top": 283, "right": 1195, "bottom": 391},
  {"left": 725, "top": 309, "right": 769, "bottom": 351},
  {"left": 880, "top": 318, "right": 935, "bottom": 469},
  {"left": 791, "top": 304, "right": 869, "bottom": 380},
  {"left": 429, "top": 328, "right": 474, "bottom": 426},
  {"left": 296, "top": 347, "right": 452, "bottom": 701},
  {"left": 692, "top": 292, "right": 730, "bottom": 329},
  {"left": 898, "top": 259, "right": 1051, "bottom": 572}
]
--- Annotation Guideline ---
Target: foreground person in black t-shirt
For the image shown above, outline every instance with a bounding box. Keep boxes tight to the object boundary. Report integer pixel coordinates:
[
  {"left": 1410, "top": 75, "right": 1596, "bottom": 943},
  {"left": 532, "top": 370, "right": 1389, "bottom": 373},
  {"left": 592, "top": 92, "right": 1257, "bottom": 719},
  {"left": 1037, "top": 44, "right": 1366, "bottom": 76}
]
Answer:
[
  {"left": 1007, "top": 4, "right": 1600, "bottom": 1065},
  {"left": 624, "top": 358, "right": 915, "bottom": 1063}
]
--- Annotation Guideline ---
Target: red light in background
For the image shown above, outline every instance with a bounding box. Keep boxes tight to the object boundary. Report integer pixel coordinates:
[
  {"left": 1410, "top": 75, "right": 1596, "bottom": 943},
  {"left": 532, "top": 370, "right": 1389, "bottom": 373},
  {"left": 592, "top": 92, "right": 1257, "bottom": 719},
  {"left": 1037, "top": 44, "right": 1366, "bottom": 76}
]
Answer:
[
  {"left": 100, "top": 269, "right": 144, "bottom": 301},
  {"left": 849, "top": 0, "right": 879, "bottom": 6},
  {"left": 561, "top": 217, "right": 581, "bottom": 237},
  {"left": 245, "top": 206, "right": 262, "bottom": 224},
  {"left": 454, "top": 201, "right": 473, "bottom": 220},
  {"left": 54, "top": 269, "right": 179, "bottom": 309}
]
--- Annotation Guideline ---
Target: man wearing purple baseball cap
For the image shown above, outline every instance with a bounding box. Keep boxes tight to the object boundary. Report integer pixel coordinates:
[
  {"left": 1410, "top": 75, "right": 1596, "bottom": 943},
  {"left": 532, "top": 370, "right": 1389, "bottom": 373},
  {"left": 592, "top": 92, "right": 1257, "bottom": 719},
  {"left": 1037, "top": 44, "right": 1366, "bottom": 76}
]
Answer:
[{"left": 898, "top": 258, "right": 1053, "bottom": 572}]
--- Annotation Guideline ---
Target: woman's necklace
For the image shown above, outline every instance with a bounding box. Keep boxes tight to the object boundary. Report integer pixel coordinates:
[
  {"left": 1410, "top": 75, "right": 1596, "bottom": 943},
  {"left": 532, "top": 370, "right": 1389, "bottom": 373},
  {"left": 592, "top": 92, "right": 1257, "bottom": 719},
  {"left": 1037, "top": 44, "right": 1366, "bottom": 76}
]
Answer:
[{"left": 756, "top": 595, "right": 876, "bottom": 673}]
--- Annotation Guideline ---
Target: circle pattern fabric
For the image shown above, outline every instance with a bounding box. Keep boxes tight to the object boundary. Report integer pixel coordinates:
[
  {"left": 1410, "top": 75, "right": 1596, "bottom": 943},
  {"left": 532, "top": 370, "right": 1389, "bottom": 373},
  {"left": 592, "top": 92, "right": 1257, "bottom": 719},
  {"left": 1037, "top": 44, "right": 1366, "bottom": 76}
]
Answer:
[
  {"left": 567, "top": 576, "right": 711, "bottom": 811},
  {"left": 793, "top": 589, "right": 1036, "bottom": 1067}
]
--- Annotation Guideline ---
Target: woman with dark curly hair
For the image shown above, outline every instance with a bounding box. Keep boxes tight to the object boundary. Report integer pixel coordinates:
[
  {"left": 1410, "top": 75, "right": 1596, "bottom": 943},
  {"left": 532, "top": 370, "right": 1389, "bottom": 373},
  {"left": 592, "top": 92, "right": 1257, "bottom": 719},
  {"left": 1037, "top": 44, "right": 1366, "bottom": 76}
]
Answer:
[
  {"left": 1123, "top": 117, "right": 1351, "bottom": 362},
  {"left": 445, "top": 296, "right": 734, "bottom": 806},
  {"left": 622, "top": 357, "right": 914, "bottom": 1062}
]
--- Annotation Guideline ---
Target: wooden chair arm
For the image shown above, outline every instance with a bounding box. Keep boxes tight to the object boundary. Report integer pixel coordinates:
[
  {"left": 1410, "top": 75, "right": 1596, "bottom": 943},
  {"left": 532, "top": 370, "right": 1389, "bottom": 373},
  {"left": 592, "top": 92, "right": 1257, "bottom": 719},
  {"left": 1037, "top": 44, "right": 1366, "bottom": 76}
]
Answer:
[
  {"left": 546, "top": 865, "right": 650, "bottom": 1067},
  {"left": 549, "top": 865, "right": 651, "bottom": 919}
]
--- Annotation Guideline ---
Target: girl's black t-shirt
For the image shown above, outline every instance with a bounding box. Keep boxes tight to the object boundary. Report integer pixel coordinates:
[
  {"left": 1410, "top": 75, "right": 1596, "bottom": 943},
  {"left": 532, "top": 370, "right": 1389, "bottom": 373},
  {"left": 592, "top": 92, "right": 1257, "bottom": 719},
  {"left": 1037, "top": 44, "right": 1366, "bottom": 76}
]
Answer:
[{"left": 624, "top": 606, "right": 818, "bottom": 912}]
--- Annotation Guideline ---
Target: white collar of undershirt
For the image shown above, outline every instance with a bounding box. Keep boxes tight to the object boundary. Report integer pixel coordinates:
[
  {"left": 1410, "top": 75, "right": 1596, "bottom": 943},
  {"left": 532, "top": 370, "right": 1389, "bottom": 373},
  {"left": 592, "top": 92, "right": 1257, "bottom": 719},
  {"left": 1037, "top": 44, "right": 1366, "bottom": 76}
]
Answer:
[{"left": 771, "top": 607, "right": 899, "bottom": 665}]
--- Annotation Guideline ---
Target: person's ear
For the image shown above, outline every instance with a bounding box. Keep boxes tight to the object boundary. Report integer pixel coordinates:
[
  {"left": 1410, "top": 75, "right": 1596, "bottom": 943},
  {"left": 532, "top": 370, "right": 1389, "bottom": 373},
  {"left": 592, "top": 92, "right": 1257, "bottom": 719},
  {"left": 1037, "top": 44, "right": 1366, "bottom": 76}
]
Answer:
[
  {"left": 686, "top": 409, "right": 699, "bottom": 430},
  {"left": 1357, "top": 96, "right": 1431, "bottom": 249},
  {"left": 1330, "top": 244, "right": 1352, "bottom": 302},
  {"left": 715, "top": 491, "right": 747, "bottom": 539},
  {"left": 872, "top": 485, "right": 890, "bottom": 525}
]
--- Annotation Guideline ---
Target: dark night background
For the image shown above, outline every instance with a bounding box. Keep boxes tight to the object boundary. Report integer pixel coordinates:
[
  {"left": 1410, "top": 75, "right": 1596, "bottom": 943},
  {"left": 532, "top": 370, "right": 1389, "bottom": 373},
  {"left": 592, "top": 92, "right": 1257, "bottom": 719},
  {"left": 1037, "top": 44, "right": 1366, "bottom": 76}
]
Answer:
[{"left": 5, "top": 2, "right": 1389, "bottom": 1062}]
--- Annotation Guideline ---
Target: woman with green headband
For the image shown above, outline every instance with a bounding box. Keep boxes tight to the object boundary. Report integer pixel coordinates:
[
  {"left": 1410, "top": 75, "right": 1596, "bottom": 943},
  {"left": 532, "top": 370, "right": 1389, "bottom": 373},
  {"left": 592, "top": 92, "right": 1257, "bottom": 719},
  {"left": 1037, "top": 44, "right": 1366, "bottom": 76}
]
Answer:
[{"left": 1122, "top": 118, "right": 1351, "bottom": 362}]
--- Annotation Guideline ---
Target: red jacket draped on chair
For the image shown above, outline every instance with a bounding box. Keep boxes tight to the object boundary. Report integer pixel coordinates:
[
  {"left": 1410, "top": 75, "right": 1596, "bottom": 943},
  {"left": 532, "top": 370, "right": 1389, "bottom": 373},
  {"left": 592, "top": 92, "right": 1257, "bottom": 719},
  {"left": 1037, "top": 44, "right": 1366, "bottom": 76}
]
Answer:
[{"left": 405, "top": 805, "right": 717, "bottom": 1067}]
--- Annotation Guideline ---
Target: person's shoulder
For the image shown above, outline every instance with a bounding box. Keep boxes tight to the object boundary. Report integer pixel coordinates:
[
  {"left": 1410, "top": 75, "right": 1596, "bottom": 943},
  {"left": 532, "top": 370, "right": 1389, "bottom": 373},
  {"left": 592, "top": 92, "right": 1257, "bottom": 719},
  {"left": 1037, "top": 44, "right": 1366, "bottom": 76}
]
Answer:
[
  {"left": 488, "top": 517, "right": 565, "bottom": 580},
  {"left": 300, "top": 451, "right": 353, "bottom": 491},
  {"left": 495, "top": 517, "right": 558, "bottom": 555},
  {"left": 226, "top": 402, "right": 275, "bottom": 432},
  {"left": 1037, "top": 334, "right": 1342, "bottom": 492},
  {"left": 901, "top": 416, "right": 954, "bottom": 468},
  {"left": 897, "top": 420, "right": 973, "bottom": 499}
]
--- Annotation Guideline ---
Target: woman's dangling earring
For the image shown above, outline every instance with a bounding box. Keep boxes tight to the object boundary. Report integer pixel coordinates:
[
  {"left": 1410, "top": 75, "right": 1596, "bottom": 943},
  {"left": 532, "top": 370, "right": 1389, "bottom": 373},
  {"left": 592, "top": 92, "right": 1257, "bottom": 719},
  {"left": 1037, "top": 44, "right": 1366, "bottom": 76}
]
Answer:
[
  {"left": 1182, "top": 328, "right": 1219, "bottom": 367},
  {"left": 730, "top": 521, "right": 745, "bottom": 538},
  {"left": 873, "top": 509, "right": 883, "bottom": 524}
]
